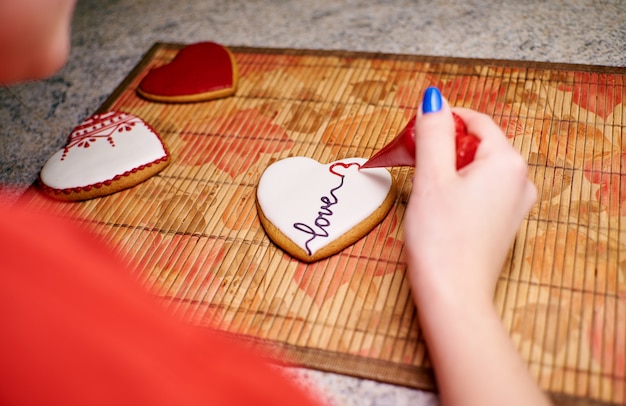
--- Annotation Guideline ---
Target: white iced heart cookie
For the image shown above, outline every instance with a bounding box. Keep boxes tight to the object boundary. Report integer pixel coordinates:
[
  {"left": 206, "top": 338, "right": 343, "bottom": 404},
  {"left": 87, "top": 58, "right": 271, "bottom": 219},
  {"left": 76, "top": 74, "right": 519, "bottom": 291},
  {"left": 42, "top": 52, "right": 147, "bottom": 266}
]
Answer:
[
  {"left": 256, "top": 157, "right": 396, "bottom": 262},
  {"left": 39, "top": 111, "right": 170, "bottom": 201}
]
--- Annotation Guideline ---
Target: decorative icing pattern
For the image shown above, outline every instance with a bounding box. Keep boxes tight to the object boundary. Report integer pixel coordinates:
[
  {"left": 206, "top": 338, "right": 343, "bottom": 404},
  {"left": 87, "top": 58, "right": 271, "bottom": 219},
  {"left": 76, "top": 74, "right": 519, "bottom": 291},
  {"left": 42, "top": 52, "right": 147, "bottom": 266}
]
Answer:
[
  {"left": 257, "top": 157, "right": 393, "bottom": 257},
  {"left": 40, "top": 111, "right": 169, "bottom": 193},
  {"left": 293, "top": 162, "right": 360, "bottom": 256},
  {"left": 61, "top": 112, "right": 138, "bottom": 159}
]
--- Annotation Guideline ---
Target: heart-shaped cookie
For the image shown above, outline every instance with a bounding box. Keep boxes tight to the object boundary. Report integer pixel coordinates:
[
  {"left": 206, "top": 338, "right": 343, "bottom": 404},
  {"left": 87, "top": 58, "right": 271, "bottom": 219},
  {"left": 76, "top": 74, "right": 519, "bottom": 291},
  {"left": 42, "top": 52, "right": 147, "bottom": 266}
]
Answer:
[
  {"left": 256, "top": 157, "right": 396, "bottom": 262},
  {"left": 39, "top": 111, "right": 170, "bottom": 201},
  {"left": 137, "top": 41, "right": 238, "bottom": 103}
]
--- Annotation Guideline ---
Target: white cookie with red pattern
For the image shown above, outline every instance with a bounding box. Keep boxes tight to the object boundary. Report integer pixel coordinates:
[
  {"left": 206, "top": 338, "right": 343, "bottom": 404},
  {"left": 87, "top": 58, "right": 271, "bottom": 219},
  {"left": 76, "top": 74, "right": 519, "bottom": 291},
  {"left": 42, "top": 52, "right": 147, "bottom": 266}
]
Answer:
[{"left": 39, "top": 111, "right": 170, "bottom": 201}]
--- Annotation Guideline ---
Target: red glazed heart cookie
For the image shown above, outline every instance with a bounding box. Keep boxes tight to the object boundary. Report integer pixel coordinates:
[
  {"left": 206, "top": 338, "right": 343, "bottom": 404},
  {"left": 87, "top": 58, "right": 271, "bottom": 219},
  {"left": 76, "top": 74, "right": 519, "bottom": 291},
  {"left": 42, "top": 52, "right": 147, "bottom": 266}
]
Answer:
[
  {"left": 39, "top": 111, "right": 170, "bottom": 201},
  {"left": 137, "top": 41, "right": 238, "bottom": 103},
  {"left": 256, "top": 157, "right": 396, "bottom": 262}
]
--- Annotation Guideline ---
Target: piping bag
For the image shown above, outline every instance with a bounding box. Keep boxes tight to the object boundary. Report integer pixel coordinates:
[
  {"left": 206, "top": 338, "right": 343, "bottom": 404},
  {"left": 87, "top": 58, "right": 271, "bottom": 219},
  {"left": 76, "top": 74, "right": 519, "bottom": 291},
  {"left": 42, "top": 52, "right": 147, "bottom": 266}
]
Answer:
[
  {"left": 360, "top": 116, "right": 417, "bottom": 169},
  {"left": 360, "top": 112, "right": 480, "bottom": 170}
]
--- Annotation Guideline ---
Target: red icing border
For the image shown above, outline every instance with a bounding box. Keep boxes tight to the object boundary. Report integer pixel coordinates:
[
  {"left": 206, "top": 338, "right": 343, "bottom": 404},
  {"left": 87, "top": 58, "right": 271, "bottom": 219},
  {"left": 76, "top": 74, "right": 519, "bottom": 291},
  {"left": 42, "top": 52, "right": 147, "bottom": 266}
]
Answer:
[{"left": 38, "top": 155, "right": 170, "bottom": 196}]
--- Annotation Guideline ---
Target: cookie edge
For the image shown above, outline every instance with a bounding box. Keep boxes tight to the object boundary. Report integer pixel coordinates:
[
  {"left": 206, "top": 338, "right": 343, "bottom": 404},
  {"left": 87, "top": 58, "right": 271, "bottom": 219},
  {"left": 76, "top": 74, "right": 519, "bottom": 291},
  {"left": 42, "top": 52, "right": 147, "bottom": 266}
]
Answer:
[{"left": 38, "top": 154, "right": 171, "bottom": 202}]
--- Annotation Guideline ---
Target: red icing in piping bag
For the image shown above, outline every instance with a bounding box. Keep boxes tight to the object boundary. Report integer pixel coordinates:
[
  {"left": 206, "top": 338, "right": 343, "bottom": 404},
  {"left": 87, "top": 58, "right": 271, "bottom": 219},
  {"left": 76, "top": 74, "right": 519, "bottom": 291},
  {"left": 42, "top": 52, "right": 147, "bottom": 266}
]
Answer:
[
  {"left": 361, "top": 112, "right": 480, "bottom": 170},
  {"left": 361, "top": 116, "right": 417, "bottom": 169}
]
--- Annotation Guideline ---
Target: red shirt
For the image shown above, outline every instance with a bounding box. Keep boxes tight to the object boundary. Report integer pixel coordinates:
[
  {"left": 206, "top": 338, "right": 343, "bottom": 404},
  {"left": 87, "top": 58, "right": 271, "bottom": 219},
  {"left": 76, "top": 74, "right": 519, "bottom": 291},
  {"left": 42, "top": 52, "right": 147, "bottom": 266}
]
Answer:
[{"left": 0, "top": 203, "right": 321, "bottom": 405}]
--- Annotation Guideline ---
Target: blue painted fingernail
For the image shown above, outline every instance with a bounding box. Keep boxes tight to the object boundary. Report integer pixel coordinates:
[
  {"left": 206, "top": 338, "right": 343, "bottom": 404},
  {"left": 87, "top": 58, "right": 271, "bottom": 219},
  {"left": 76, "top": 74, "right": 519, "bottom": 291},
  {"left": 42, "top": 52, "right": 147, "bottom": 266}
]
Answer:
[{"left": 422, "top": 87, "right": 443, "bottom": 114}]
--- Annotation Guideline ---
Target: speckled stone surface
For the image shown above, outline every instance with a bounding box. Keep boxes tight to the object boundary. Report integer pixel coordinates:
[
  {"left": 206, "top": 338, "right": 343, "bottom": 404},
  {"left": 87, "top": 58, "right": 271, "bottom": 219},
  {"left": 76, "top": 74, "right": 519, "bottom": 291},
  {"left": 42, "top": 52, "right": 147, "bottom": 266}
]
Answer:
[{"left": 1, "top": 0, "right": 625, "bottom": 402}]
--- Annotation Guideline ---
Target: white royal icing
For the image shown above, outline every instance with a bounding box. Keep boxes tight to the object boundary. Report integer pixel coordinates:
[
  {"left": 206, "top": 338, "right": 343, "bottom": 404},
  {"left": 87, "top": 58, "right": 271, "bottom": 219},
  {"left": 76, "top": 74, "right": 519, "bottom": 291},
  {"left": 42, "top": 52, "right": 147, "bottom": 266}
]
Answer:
[
  {"left": 257, "top": 157, "right": 393, "bottom": 256},
  {"left": 40, "top": 111, "right": 168, "bottom": 190}
]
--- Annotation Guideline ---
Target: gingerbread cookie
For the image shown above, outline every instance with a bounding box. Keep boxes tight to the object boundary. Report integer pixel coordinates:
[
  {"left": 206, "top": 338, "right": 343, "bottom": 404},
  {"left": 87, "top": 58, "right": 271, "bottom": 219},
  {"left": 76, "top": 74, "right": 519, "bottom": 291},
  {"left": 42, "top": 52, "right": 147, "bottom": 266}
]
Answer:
[
  {"left": 256, "top": 157, "right": 396, "bottom": 262},
  {"left": 39, "top": 111, "right": 170, "bottom": 201},
  {"left": 137, "top": 41, "right": 238, "bottom": 103}
]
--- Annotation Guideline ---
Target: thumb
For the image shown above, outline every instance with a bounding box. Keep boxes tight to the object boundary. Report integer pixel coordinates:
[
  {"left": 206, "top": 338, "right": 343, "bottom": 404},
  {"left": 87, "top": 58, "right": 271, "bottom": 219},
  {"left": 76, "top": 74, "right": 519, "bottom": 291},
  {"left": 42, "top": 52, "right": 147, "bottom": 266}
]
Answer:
[{"left": 414, "top": 87, "right": 457, "bottom": 181}]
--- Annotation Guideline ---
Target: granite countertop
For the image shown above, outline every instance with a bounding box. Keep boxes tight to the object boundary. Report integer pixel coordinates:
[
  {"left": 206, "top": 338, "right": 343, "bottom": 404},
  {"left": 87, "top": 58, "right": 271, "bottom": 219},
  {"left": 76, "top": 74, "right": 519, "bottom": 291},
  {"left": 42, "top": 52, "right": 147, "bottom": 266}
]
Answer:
[{"left": 1, "top": 0, "right": 625, "bottom": 403}]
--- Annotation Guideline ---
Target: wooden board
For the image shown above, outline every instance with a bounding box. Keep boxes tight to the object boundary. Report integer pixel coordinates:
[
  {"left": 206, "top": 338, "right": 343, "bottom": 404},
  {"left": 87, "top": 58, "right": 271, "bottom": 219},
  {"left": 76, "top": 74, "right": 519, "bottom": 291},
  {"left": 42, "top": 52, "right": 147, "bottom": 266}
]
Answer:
[{"left": 22, "top": 43, "right": 626, "bottom": 405}]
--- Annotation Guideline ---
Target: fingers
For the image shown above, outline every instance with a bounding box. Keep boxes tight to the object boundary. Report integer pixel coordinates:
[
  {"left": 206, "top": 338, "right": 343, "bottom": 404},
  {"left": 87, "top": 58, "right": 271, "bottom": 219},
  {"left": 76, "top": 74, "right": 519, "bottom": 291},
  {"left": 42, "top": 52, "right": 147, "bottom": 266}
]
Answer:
[
  {"left": 452, "top": 107, "right": 511, "bottom": 150},
  {"left": 454, "top": 107, "right": 537, "bottom": 218},
  {"left": 456, "top": 108, "right": 536, "bottom": 211},
  {"left": 452, "top": 107, "right": 525, "bottom": 172},
  {"left": 414, "top": 87, "right": 457, "bottom": 181}
]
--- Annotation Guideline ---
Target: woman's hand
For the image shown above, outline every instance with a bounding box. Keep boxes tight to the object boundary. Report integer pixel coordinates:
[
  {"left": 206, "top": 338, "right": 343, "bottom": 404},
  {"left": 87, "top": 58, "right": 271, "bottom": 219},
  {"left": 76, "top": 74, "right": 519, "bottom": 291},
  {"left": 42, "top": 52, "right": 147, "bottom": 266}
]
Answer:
[
  {"left": 402, "top": 87, "right": 549, "bottom": 406},
  {"left": 404, "top": 88, "right": 537, "bottom": 309}
]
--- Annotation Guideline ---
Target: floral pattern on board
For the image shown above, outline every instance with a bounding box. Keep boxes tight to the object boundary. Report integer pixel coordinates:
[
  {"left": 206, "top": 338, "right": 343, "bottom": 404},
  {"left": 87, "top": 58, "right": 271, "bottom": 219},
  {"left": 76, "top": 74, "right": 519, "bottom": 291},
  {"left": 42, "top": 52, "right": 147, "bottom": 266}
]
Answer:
[
  {"left": 136, "top": 232, "right": 227, "bottom": 302},
  {"left": 525, "top": 223, "right": 621, "bottom": 294},
  {"left": 320, "top": 107, "right": 408, "bottom": 155},
  {"left": 536, "top": 119, "right": 616, "bottom": 168},
  {"left": 437, "top": 75, "right": 525, "bottom": 138},
  {"left": 585, "top": 151, "right": 626, "bottom": 216},
  {"left": 558, "top": 72, "right": 624, "bottom": 120},
  {"left": 177, "top": 108, "right": 294, "bottom": 178},
  {"left": 293, "top": 210, "right": 403, "bottom": 307},
  {"left": 588, "top": 293, "right": 626, "bottom": 385}
]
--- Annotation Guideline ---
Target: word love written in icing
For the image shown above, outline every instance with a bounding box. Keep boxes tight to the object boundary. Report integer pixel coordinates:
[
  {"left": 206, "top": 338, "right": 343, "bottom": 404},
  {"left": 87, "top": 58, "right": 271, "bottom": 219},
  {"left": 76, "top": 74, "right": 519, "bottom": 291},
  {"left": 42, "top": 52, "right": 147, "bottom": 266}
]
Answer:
[{"left": 292, "top": 162, "right": 359, "bottom": 256}]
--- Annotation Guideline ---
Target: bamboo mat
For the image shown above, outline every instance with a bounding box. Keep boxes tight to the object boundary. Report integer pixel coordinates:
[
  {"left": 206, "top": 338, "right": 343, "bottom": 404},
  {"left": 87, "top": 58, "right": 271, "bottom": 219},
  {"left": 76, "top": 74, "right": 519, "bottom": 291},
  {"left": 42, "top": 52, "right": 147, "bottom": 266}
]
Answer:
[{"left": 22, "top": 43, "right": 626, "bottom": 405}]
